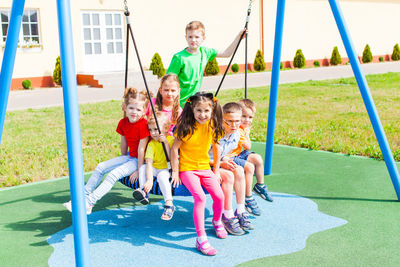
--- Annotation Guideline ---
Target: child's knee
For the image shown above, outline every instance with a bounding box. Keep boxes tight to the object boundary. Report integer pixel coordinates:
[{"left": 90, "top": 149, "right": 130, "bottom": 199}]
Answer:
[
  {"left": 244, "top": 162, "right": 255, "bottom": 173},
  {"left": 221, "top": 172, "right": 234, "bottom": 185},
  {"left": 250, "top": 153, "right": 263, "bottom": 165}
]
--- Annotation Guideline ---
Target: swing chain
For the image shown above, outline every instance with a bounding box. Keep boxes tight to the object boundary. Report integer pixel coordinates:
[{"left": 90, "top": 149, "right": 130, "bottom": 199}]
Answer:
[{"left": 123, "top": 0, "right": 130, "bottom": 16}]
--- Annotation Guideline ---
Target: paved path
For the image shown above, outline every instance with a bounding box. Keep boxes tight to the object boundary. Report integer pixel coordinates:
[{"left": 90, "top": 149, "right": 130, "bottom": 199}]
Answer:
[{"left": 6, "top": 61, "right": 400, "bottom": 111}]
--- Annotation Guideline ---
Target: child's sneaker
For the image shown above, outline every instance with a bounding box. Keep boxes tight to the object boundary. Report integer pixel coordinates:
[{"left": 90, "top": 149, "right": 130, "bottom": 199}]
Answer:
[
  {"left": 245, "top": 197, "right": 261, "bottom": 216},
  {"left": 253, "top": 183, "right": 273, "bottom": 202},
  {"left": 221, "top": 214, "right": 245, "bottom": 235},
  {"left": 63, "top": 199, "right": 93, "bottom": 215},
  {"left": 234, "top": 210, "right": 254, "bottom": 231},
  {"left": 132, "top": 189, "right": 149, "bottom": 205}
]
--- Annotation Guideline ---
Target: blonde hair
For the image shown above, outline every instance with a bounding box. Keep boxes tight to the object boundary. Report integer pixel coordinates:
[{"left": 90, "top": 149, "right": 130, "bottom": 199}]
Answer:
[
  {"left": 223, "top": 102, "right": 242, "bottom": 114},
  {"left": 238, "top": 98, "right": 256, "bottom": 114},
  {"left": 155, "top": 74, "right": 181, "bottom": 124},
  {"left": 185, "top": 21, "right": 205, "bottom": 37},
  {"left": 147, "top": 111, "right": 171, "bottom": 136},
  {"left": 122, "top": 87, "right": 150, "bottom": 117}
]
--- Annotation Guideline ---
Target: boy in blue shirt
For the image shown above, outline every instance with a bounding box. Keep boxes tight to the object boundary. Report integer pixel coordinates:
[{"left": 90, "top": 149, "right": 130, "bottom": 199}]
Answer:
[
  {"left": 167, "top": 21, "right": 246, "bottom": 106},
  {"left": 209, "top": 102, "right": 253, "bottom": 236}
]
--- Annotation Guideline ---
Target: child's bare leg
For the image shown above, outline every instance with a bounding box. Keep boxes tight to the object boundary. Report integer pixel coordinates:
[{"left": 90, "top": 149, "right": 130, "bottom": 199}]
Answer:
[
  {"left": 243, "top": 162, "right": 255, "bottom": 196},
  {"left": 220, "top": 169, "right": 234, "bottom": 211},
  {"left": 232, "top": 166, "right": 245, "bottom": 205},
  {"left": 247, "top": 153, "right": 264, "bottom": 185}
]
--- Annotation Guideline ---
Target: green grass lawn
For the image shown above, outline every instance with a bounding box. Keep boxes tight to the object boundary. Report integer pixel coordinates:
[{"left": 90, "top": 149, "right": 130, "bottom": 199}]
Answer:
[{"left": 1, "top": 72, "right": 399, "bottom": 187}]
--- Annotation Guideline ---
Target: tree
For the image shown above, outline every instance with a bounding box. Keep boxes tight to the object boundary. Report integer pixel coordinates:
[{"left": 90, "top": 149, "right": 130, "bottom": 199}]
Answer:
[
  {"left": 330, "top": 46, "right": 342, "bottom": 66},
  {"left": 362, "top": 44, "right": 373, "bottom": 63},
  {"left": 253, "top": 49, "right": 266, "bottom": 71},
  {"left": 53, "top": 56, "right": 62, "bottom": 85},
  {"left": 293, "top": 49, "right": 306, "bottom": 68},
  {"left": 391, "top": 44, "right": 400, "bottom": 61},
  {"left": 204, "top": 57, "right": 220, "bottom": 75},
  {"left": 149, "top": 53, "right": 166, "bottom": 78}
]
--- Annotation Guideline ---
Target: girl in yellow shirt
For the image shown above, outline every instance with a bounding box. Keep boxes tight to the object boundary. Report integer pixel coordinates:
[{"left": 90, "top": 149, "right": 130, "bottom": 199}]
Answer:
[{"left": 171, "top": 92, "right": 226, "bottom": 256}]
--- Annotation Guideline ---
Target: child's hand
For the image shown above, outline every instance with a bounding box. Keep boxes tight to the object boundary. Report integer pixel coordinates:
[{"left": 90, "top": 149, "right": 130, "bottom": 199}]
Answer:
[
  {"left": 220, "top": 159, "right": 237, "bottom": 171},
  {"left": 143, "top": 179, "right": 153, "bottom": 193},
  {"left": 239, "top": 29, "right": 248, "bottom": 40},
  {"left": 159, "top": 134, "right": 167, "bottom": 143},
  {"left": 129, "top": 171, "right": 139, "bottom": 184},
  {"left": 171, "top": 171, "right": 181, "bottom": 188}
]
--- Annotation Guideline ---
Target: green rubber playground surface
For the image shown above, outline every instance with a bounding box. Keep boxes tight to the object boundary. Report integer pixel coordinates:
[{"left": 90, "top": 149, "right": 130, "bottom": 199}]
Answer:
[{"left": 1, "top": 143, "right": 399, "bottom": 266}]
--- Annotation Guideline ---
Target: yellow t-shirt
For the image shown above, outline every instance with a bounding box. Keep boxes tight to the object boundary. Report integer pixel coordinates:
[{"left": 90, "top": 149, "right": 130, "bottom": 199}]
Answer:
[
  {"left": 228, "top": 125, "right": 250, "bottom": 157},
  {"left": 178, "top": 121, "right": 213, "bottom": 172},
  {"left": 145, "top": 135, "right": 174, "bottom": 169}
]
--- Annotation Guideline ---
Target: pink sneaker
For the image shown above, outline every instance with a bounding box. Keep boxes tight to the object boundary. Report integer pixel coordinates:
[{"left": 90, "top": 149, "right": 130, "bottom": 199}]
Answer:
[{"left": 212, "top": 220, "right": 228, "bottom": 239}]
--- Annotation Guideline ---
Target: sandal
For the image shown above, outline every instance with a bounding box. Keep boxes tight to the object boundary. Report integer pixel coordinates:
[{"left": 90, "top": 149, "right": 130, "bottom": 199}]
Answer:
[
  {"left": 195, "top": 239, "right": 217, "bottom": 256},
  {"left": 161, "top": 205, "right": 175, "bottom": 221},
  {"left": 212, "top": 220, "right": 228, "bottom": 239}
]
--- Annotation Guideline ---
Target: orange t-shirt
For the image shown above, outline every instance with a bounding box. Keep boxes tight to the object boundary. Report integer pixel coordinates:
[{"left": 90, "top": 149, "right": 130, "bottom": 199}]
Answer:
[
  {"left": 177, "top": 121, "right": 213, "bottom": 172},
  {"left": 228, "top": 125, "right": 250, "bottom": 157}
]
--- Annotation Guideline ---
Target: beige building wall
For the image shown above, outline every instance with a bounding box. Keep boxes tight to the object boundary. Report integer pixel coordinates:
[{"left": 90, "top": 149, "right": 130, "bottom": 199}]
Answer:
[{"left": 1, "top": 0, "right": 399, "bottom": 79}]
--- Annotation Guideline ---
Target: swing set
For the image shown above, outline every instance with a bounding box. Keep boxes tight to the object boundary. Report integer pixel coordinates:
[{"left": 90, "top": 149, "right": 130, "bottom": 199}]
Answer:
[{"left": 0, "top": 0, "right": 399, "bottom": 266}]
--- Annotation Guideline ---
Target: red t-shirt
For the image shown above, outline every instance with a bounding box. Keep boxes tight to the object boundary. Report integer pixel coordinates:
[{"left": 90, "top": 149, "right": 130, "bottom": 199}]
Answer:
[{"left": 116, "top": 117, "right": 150, "bottom": 158}]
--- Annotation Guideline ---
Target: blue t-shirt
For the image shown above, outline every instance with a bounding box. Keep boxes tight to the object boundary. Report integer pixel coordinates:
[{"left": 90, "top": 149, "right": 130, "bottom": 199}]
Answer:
[{"left": 209, "top": 131, "right": 240, "bottom": 161}]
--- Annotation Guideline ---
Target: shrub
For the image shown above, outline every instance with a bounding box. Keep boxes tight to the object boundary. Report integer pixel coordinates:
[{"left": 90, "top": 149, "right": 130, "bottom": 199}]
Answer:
[
  {"left": 293, "top": 49, "right": 306, "bottom": 68},
  {"left": 391, "top": 44, "right": 400, "bottom": 61},
  {"left": 149, "top": 53, "right": 166, "bottom": 78},
  {"left": 362, "top": 44, "right": 373, "bottom": 63},
  {"left": 313, "top": 60, "right": 320, "bottom": 67},
  {"left": 280, "top": 62, "right": 283, "bottom": 70},
  {"left": 204, "top": 57, "right": 220, "bottom": 75},
  {"left": 379, "top": 56, "right": 384, "bottom": 62},
  {"left": 253, "top": 50, "right": 266, "bottom": 71},
  {"left": 330, "top": 46, "right": 342, "bottom": 66},
  {"left": 22, "top": 79, "right": 31, "bottom": 89},
  {"left": 53, "top": 56, "right": 62, "bottom": 86},
  {"left": 231, "top": 63, "right": 239, "bottom": 73}
]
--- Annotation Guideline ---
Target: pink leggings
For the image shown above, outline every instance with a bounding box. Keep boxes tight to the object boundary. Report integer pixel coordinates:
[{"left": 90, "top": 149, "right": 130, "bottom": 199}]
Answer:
[{"left": 180, "top": 169, "right": 224, "bottom": 237}]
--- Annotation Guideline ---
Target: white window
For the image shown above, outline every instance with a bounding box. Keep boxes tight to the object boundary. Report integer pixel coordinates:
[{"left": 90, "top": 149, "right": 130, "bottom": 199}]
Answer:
[
  {"left": 0, "top": 9, "right": 41, "bottom": 49},
  {"left": 81, "top": 11, "right": 123, "bottom": 55}
]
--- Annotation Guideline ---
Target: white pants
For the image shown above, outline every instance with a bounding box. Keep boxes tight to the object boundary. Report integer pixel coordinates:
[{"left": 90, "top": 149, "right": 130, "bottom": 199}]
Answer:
[
  {"left": 138, "top": 164, "right": 172, "bottom": 202},
  {"left": 85, "top": 155, "right": 138, "bottom": 206}
]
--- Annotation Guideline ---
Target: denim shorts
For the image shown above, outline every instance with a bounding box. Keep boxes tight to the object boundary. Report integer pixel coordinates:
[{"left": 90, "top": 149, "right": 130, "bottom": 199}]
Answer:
[{"left": 232, "top": 150, "right": 255, "bottom": 168}]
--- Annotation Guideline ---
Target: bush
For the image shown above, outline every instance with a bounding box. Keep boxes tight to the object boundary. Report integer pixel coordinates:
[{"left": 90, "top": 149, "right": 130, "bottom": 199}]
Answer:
[
  {"left": 330, "top": 46, "right": 342, "bottom": 66},
  {"left": 293, "top": 49, "right": 306, "bottom": 68},
  {"left": 53, "top": 56, "right": 62, "bottom": 86},
  {"left": 280, "top": 62, "right": 283, "bottom": 70},
  {"left": 149, "top": 53, "right": 166, "bottom": 78},
  {"left": 204, "top": 57, "right": 220, "bottom": 75},
  {"left": 379, "top": 56, "right": 384, "bottom": 62},
  {"left": 313, "top": 60, "right": 320, "bottom": 67},
  {"left": 362, "top": 44, "right": 373, "bottom": 63},
  {"left": 22, "top": 79, "right": 31, "bottom": 89},
  {"left": 231, "top": 63, "right": 239, "bottom": 73},
  {"left": 253, "top": 50, "right": 266, "bottom": 71},
  {"left": 391, "top": 44, "right": 400, "bottom": 61}
]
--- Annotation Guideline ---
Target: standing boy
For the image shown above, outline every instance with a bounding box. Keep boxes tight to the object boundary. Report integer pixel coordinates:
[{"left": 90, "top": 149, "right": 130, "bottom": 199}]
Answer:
[
  {"left": 228, "top": 99, "right": 273, "bottom": 217},
  {"left": 167, "top": 21, "right": 246, "bottom": 106},
  {"left": 210, "top": 102, "right": 253, "bottom": 235}
]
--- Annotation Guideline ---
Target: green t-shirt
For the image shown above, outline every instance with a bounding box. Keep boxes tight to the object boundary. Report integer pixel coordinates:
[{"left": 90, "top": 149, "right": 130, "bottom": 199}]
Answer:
[{"left": 167, "top": 47, "right": 218, "bottom": 106}]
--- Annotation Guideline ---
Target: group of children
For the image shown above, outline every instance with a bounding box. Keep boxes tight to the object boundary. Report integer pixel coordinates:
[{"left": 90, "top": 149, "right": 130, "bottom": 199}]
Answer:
[{"left": 63, "top": 20, "right": 273, "bottom": 256}]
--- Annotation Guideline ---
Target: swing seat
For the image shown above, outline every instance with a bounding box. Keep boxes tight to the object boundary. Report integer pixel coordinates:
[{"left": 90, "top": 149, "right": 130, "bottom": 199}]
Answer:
[{"left": 119, "top": 176, "right": 209, "bottom": 196}]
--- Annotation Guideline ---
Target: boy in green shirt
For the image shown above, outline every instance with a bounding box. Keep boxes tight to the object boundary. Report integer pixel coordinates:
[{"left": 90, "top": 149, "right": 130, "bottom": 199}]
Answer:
[{"left": 167, "top": 21, "right": 246, "bottom": 106}]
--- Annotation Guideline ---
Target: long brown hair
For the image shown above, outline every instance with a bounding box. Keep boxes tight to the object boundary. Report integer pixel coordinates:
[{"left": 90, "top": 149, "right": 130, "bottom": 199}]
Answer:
[
  {"left": 155, "top": 74, "right": 180, "bottom": 124},
  {"left": 175, "top": 92, "right": 224, "bottom": 143},
  {"left": 122, "top": 87, "right": 150, "bottom": 117}
]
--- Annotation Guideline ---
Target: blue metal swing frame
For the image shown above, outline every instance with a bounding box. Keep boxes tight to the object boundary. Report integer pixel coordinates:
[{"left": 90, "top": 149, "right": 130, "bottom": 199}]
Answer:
[{"left": 0, "top": 1, "right": 399, "bottom": 266}]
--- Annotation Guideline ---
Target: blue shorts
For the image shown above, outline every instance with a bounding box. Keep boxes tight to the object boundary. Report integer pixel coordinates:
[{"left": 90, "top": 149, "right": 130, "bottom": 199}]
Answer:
[{"left": 232, "top": 150, "right": 255, "bottom": 168}]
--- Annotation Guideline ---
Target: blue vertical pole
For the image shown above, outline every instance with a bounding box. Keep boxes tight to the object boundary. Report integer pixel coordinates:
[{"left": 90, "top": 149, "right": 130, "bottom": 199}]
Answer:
[
  {"left": 264, "top": 0, "right": 286, "bottom": 175},
  {"left": 0, "top": 0, "right": 25, "bottom": 143},
  {"left": 328, "top": 0, "right": 400, "bottom": 200},
  {"left": 56, "top": 0, "right": 91, "bottom": 265}
]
